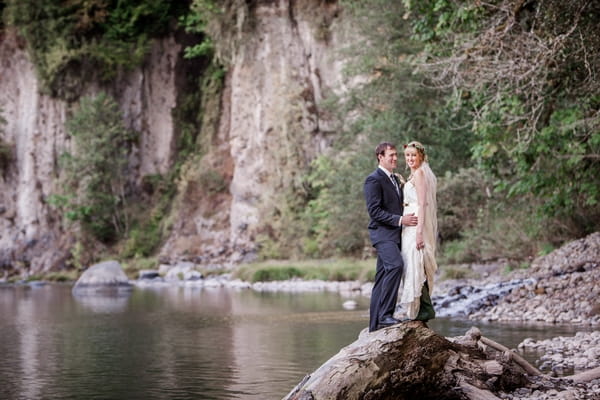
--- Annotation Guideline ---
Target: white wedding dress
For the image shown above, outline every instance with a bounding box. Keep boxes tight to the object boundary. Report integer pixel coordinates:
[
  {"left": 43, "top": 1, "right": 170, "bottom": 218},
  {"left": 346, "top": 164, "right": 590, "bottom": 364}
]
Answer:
[{"left": 399, "top": 163, "right": 438, "bottom": 319}]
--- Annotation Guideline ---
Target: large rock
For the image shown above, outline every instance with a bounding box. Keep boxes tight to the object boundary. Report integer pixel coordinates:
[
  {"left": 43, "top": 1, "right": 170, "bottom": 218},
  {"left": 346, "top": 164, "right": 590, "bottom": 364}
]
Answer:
[
  {"left": 72, "top": 260, "right": 132, "bottom": 294},
  {"left": 284, "top": 322, "right": 527, "bottom": 400},
  {"left": 158, "top": 1, "right": 358, "bottom": 265}
]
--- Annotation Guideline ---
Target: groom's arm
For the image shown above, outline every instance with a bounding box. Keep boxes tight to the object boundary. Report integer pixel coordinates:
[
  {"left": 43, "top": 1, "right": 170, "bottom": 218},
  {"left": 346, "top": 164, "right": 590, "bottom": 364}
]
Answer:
[{"left": 364, "top": 175, "right": 401, "bottom": 227}]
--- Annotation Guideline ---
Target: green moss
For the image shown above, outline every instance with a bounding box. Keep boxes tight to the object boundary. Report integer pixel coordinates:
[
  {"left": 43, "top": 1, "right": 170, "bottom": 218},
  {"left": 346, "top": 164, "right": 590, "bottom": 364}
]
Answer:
[{"left": 0, "top": 139, "right": 13, "bottom": 173}]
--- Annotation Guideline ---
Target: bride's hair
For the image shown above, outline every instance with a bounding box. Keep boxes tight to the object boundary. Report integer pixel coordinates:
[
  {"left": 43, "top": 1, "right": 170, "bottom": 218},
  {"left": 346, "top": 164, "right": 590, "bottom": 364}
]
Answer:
[{"left": 404, "top": 141, "right": 428, "bottom": 162}]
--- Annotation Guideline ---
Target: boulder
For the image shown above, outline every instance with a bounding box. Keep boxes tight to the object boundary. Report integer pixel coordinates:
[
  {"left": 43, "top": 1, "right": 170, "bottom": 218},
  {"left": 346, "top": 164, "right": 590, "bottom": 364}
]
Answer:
[
  {"left": 72, "top": 260, "right": 132, "bottom": 294},
  {"left": 163, "top": 263, "right": 203, "bottom": 281},
  {"left": 284, "top": 322, "right": 527, "bottom": 400}
]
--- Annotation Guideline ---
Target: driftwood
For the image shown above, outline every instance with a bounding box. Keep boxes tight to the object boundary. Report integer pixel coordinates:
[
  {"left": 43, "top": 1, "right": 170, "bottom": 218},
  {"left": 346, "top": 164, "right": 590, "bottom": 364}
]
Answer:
[
  {"left": 570, "top": 366, "right": 600, "bottom": 383},
  {"left": 283, "top": 321, "right": 527, "bottom": 400},
  {"left": 460, "top": 326, "right": 541, "bottom": 376}
]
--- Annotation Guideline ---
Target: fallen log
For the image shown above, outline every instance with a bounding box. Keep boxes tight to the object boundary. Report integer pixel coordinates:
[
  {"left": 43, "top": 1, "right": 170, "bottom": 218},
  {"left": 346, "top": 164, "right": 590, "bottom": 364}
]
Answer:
[
  {"left": 458, "top": 326, "right": 541, "bottom": 376},
  {"left": 283, "top": 321, "right": 528, "bottom": 400}
]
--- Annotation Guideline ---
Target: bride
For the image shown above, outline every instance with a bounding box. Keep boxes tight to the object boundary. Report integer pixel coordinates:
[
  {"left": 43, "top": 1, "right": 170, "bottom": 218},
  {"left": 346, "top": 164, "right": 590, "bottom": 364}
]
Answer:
[{"left": 398, "top": 141, "right": 438, "bottom": 323}]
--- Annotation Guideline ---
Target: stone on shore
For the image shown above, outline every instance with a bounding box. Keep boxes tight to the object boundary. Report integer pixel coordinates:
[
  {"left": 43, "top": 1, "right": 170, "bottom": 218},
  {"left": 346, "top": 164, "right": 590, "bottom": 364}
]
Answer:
[{"left": 72, "top": 260, "right": 132, "bottom": 294}]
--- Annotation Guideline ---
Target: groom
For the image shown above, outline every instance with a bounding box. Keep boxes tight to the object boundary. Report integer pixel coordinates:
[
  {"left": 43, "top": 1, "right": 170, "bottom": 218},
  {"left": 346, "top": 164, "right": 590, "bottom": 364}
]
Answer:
[{"left": 364, "top": 142, "right": 417, "bottom": 332}]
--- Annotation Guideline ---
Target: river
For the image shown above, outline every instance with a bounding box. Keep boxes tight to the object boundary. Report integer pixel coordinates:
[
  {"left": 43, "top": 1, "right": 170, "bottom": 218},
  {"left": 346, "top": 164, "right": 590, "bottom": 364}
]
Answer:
[{"left": 0, "top": 283, "right": 589, "bottom": 400}]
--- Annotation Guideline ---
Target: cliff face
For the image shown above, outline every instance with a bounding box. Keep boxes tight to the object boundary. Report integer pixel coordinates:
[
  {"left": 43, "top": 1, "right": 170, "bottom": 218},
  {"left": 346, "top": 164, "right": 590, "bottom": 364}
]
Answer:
[
  {"left": 0, "top": 1, "right": 356, "bottom": 274},
  {"left": 160, "top": 1, "right": 354, "bottom": 266},
  {"left": 0, "top": 31, "right": 183, "bottom": 273},
  {"left": 0, "top": 31, "right": 68, "bottom": 272}
]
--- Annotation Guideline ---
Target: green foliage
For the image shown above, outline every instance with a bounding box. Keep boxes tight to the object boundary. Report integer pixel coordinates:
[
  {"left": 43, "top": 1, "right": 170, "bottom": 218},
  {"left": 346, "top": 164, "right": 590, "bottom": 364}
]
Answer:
[
  {"left": 500, "top": 104, "right": 600, "bottom": 225},
  {"left": 438, "top": 191, "right": 548, "bottom": 264},
  {"left": 120, "top": 173, "right": 176, "bottom": 258},
  {"left": 294, "top": 1, "right": 475, "bottom": 259},
  {"left": 301, "top": 155, "right": 372, "bottom": 258},
  {"left": 401, "top": 0, "right": 486, "bottom": 44},
  {"left": 234, "top": 259, "right": 374, "bottom": 283},
  {"left": 441, "top": 265, "right": 475, "bottom": 280},
  {"left": 252, "top": 267, "right": 303, "bottom": 282},
  {"left": 179, "top": 0, "right": 219, "bottom": 59},
  {"left": 53, "top": 92, "right": 136, "bottom": 243},
  {"left": 503, "top": 262, "right": 529, "bottom": 275},
  {"left": 121, "top": 220, "right": 161, "bottom": 258},
  {"left": 45, "top": 270, "right": 80, "bottom": 282},
  {"left": 121, "top": 256, "right": 158, "bottom": 279},
  {"left": 2, "top": 0, "right": 187, "bottom": 99},
  {"left": 438, "top": 239, "right": 477, "bottom": 265},
  {"left": 404, "top": 0, "right": 600, "bottom": 237},
  {"left": 436, "top": 168, "right": 491, "bottom": 241},
  {"left": 537, "top": 242, "right": 555, "bottom": 257}
]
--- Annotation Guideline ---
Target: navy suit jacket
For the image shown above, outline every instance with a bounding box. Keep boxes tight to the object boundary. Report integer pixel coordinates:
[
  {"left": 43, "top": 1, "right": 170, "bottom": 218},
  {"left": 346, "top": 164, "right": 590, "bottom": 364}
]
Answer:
[{"left": 364, "top": 168, "right": 404, "bottom": 246}]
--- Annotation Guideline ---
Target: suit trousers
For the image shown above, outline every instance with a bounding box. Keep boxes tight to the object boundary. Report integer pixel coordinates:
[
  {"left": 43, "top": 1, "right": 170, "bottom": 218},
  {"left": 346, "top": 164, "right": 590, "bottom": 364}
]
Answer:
[{"left": 369, "top": 241, "right": 404, "bottom": 332}]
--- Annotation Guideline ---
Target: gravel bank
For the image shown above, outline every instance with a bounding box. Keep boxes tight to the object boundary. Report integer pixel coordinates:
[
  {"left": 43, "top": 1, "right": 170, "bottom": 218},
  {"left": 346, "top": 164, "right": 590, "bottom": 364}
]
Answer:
[{"left": 469, "top": 232, "right": 600, "bottom": 326}]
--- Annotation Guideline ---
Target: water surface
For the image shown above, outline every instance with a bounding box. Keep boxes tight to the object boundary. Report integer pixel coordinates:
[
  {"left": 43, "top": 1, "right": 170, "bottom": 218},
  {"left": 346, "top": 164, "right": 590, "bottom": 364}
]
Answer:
[{"left": 0, "top": 284, "right": 588, "bottom": 399}]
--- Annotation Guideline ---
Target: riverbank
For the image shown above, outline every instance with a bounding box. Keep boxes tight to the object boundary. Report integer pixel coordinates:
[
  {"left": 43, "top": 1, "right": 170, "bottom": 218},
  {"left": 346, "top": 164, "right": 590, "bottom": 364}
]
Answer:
[{"left": 467, "top": 231, "right": 599, "bottom": 326}]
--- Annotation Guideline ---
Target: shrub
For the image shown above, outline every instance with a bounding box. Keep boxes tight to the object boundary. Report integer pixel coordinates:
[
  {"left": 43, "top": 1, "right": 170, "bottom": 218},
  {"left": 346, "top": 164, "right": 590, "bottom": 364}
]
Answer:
[
  {"left": 252, "top": 267, "right": 303, "bottom": 282},
  {"left": 437, "top": 168, "right": 491, "bottom": 242},
  {"left": 53, "top": 92, "right": 136, "bottom": 243},
  {"left": 234, "top": 259, "right": 374, "bottom": 283}
]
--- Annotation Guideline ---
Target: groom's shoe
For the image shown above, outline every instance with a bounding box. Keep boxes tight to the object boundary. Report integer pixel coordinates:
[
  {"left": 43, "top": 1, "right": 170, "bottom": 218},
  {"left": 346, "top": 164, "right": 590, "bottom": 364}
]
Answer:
[{"left": 377, "top": 316, "right": 400, "bottom": 329}]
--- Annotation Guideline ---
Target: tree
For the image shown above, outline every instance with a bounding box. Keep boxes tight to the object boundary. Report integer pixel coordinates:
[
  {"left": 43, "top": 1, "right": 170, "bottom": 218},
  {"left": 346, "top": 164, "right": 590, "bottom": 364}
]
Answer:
[
  {"left": 53, "top": 92, "right": 136, "bottom": 243},
  {"left": 403, "top": 0, "right": 600, "bottom": 235}
]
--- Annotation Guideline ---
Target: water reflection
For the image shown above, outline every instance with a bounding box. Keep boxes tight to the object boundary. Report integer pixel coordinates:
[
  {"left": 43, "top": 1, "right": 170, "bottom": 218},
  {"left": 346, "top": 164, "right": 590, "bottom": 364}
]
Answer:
[
  {"left": 0, "top": 284, "right": 592, "bottom": 400},
  {"left": 72, "top": 293, "right": 130, "bottom": 313}
]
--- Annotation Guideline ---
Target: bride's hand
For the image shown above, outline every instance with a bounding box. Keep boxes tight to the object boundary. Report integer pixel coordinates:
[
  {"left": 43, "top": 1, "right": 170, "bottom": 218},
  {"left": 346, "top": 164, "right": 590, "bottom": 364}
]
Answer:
[{"left": 416, "top": 232, "right": 424, "bottom": 250}]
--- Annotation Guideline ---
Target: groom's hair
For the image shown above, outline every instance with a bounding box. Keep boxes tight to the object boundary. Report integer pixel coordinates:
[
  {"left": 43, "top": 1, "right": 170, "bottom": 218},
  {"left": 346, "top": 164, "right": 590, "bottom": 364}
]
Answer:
[{"left": 375, "top": 142, "right": 396, "bottom": 159}]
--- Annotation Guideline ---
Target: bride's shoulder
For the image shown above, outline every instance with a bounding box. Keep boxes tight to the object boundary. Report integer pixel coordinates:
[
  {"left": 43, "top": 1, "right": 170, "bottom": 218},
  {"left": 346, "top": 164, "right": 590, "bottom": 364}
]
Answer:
[
  {"left": 394, "top": 172, "right": 406, "bottom": 185},
  {"left": 413, "top": 168, "right": 425, "bottom": 179}
]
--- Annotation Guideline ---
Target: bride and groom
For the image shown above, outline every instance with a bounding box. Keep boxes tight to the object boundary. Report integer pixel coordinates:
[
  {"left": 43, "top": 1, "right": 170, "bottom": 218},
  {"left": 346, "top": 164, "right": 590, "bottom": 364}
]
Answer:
[{"left": 364, "top": 141, "right": 437, "bottom": 332}]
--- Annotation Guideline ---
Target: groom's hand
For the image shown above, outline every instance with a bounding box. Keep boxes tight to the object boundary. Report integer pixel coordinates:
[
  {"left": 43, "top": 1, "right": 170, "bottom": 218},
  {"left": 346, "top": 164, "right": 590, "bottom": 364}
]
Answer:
[{"left": 401, "top": 213, "right": 418, "bottom": 226}]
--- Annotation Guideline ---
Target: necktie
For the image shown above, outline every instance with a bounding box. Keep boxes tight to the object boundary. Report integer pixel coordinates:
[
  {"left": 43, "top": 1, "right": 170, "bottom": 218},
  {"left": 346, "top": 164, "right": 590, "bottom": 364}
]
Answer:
[{"left": 390, "top": 174, "right": 400, "bottom": 196}]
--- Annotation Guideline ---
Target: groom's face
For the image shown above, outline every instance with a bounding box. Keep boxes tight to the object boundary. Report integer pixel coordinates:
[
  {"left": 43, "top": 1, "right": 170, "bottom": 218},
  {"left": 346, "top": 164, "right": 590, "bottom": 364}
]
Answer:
[{"left": 378, "top": 146, "right": 398, "bottom": 172}]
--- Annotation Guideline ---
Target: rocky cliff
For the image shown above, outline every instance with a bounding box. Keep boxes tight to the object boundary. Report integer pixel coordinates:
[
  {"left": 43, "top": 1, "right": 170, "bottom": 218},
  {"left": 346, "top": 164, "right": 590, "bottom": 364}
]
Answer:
[{"left": 0, "top": 1, "right": 357, "bottom": 274}]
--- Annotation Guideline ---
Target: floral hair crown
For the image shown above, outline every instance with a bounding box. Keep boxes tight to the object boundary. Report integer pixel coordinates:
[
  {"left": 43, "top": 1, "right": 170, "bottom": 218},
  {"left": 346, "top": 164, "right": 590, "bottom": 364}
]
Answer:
[{"left": 403, "top": 142, "right": 425, "bottom": 153}]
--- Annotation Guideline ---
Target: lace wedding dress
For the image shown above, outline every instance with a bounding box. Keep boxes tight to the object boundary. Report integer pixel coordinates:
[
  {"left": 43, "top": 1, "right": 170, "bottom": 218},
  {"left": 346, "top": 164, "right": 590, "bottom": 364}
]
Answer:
[{"left": 399, "top": 163, "right": 438, "bottom": 319}]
